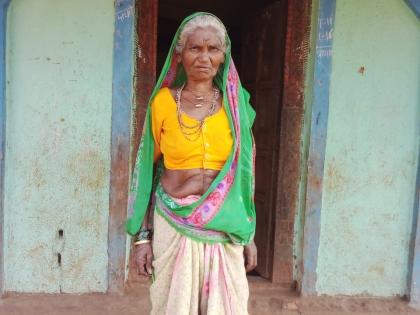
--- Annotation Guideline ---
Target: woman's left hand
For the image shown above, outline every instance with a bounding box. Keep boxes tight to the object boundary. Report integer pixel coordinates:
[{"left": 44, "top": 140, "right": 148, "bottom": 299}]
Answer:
[{"left": 244, "top": 241, "right": 257, "bottom": 272}]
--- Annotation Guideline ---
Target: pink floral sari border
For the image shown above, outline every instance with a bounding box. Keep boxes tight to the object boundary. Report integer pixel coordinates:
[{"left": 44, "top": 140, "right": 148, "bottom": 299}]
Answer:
[{"left": 155, "top": 197, "right": 230, "bottom": 243}]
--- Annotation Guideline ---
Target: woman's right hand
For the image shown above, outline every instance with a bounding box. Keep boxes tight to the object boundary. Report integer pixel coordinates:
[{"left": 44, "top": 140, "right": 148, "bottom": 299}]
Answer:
[{"left": 134, "top": 243, "right": 154, "bottom": 276}]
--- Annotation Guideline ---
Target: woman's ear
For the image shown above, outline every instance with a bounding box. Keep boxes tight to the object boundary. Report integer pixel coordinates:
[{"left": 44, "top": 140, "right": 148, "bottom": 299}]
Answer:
[{"left": 176, "top": 53, "right": 182, "bottom": 63}]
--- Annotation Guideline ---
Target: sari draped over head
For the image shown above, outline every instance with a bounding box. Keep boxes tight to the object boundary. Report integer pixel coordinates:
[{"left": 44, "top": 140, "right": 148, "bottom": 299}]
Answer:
[{"left": 125, "top": 12, "right": 256, "bottom": 245}]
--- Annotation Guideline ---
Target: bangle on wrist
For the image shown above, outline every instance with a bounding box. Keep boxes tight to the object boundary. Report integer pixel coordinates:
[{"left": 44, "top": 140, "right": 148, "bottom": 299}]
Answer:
[
  {"left": 134, "top": 239, "right": 151, "bottom": 246},
  {"left": 133, "top": 228, "right": 153, "bottom": 243}
]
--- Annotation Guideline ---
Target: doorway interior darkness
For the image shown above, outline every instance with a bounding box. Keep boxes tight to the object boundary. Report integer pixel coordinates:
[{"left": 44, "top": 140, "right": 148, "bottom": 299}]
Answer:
[{"left": 157, "top": 0, "right": 288, "bottom": 283}]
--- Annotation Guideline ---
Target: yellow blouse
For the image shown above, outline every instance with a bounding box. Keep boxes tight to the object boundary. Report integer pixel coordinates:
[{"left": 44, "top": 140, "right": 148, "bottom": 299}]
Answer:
[{"left": 151, "top": 87, "right": 233, "bottom": 170}]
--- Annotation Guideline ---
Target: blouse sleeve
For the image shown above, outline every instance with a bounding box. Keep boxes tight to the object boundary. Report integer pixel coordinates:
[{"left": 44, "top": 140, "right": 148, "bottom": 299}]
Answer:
[{"left": 151, "top": 97, "right": 163, "bottom": 163}]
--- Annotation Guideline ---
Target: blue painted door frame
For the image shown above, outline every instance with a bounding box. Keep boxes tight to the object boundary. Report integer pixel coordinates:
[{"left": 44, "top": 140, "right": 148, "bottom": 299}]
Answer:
[
  {"left": 404, "top": 0, "right": 420, "bottom": 302},
  {"left": 0, "top": 0, "right": 11, "bottom": 295},
  {"left": 301, "top": 0, "right": 336, "bottom": 296},
  {"left": 407, "top": 0, "right": 420, "bottom": 304},
  {"left": 410, "top": 150, "right": 420, "bottom": 307},
  {"left": 405, "top": 0, "right": 420, "bottom": 19},
  {"left": 108, "top": 0, "right": 135, "bottom": 293},
  {"left": 0, "top": 0, "right": 134, "bottom": 293}
]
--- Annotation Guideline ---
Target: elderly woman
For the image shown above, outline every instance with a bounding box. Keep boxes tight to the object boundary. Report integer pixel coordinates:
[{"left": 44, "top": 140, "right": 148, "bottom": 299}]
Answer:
[{"left": 126, "top": 12, "right": 257, "bottom": 315}]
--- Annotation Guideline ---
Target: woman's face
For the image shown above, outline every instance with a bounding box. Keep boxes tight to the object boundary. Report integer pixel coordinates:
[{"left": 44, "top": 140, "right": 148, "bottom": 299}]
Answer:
[{"left": 178, "top": 26, "right": 225, "bottom": 82}]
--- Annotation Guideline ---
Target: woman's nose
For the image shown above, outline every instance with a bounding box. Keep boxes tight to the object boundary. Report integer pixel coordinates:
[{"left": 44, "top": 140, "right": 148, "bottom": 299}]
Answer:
[{"left": 198, "top": 50, "right": 210, "bottom": 62}]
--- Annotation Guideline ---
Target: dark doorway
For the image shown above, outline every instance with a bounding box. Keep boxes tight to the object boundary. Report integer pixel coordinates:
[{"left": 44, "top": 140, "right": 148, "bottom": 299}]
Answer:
[{"left": 156, "top": 0, "right": 288, "bottom": 282}]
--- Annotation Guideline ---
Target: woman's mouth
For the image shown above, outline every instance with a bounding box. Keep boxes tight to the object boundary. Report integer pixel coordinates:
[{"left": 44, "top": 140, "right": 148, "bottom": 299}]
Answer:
[{"left": 195, "top": 66, "right": 211, "bottom": 71}]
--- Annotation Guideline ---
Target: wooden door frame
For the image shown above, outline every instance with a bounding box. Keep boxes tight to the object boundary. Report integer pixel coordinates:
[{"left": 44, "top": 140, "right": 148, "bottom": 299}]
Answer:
[
  {"left": 131, "top": 0, "right": 158, "bottom": 161},
  {"left": 268, "top": 0, "right": 312, "bottom": 284},
  {"left": 133, "top": 0, "right": 313, "bottom": 286}
]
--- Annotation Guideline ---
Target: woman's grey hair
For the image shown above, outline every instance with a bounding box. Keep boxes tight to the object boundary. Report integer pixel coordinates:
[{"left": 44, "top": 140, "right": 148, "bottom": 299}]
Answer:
[{"left": 175, "top": 15, "right": 227, "bottom": 54}]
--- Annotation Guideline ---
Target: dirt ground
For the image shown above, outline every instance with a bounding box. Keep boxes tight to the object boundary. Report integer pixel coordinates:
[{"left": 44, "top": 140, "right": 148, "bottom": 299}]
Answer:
[{"left": 1, "top": 277, "right": 419, "bottom": 315}]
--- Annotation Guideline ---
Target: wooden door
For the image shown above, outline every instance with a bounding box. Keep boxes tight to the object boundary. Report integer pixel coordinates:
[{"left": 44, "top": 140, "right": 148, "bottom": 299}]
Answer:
[{"left": 241, "top": 1, "right": 288, "bottom": 280}]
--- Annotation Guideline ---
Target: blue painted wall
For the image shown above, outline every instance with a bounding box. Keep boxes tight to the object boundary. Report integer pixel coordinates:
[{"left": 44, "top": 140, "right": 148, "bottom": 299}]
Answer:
[
  {"left": 4, "top": 0, "right": 114, "bottom": 293},
  {"left": 315, "top": 0, "right": 420, "bottom": 296}
]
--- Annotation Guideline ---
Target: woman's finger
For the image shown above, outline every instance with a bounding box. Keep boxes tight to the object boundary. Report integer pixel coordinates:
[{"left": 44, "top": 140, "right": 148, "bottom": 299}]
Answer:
[
  {"left": 247, "top": 254, "right": 258, "bottom": 272},
  {"left": 245, "top": 254, "right": 254, "bottom": 272},
  {"left": 146, "top": 253, "right": 153, "bottom": 275},
  {"left": 136, "top": 258, "right": 148, "bottom": 276},
  {"left": 244, "top": 252, "right": 250, "bottom": 271}
]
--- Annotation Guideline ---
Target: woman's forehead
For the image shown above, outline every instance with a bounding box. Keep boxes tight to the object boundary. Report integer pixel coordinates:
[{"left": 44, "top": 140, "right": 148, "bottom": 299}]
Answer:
[{"left": 186, "top": 27, "right": 222, "bottom": 44}]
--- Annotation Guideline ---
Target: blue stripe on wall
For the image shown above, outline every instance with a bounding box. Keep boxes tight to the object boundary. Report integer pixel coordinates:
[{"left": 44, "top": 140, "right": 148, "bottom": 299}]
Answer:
[
  {"left": 409, "top": 138, "right": 420, "bottom": 306},
  {"left": 404, "top": 0, "right": 420, "bottom": 19},
  {"left": 301, "top": 0, "right": 336, "bottom": 295},
  {"left": 0, "top": 0, "right": 11, "bottom": 295},
  {"left": 108, "top": 0, "right": 134, "bottom": 292}
]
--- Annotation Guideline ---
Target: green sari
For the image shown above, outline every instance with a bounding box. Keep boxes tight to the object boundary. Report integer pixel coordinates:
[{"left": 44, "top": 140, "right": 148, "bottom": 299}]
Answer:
[{"left": 125, "top": 12, "right": 256, "bottom": 245}]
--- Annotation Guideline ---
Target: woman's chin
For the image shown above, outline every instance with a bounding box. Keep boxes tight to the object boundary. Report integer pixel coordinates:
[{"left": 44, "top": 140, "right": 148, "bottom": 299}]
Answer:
[{"left": 190, "top": 73, "right": 216, "bottom": 81}]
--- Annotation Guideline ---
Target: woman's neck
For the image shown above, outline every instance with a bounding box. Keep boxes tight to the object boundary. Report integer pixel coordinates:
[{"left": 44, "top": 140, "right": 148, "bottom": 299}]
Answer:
[{"left": 185, "top": 80, "right": 213, "bottom": 93}]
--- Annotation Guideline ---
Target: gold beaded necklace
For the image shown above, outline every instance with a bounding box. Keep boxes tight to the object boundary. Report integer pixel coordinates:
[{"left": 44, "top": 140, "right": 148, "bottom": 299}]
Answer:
[
  {"left": 183, "top": 88, "right": 214, "bottom": 108},
  {"left": 176, "top": 83, "right": 219, "bottom": 141}
]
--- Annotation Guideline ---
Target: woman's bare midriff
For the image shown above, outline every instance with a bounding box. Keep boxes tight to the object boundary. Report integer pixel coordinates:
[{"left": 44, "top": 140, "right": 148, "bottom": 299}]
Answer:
[{"left": 160, "top": 168, "right": 219, "bottom": 198}]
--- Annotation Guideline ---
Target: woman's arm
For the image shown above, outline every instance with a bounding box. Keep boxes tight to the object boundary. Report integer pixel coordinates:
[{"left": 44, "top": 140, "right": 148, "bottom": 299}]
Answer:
[
  {"left": 139, "top": 199, "right": 154, "bottom": 230},
  {"left": 133, "top": 162, "right": 158, "bottom": 277},
  {"left": 133, "top": 201, "right": 154, "bottom": 276}
]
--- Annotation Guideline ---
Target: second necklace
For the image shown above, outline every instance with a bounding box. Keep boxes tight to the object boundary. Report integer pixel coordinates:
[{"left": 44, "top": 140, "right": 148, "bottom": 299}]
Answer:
[{"left": 176, "top": 83, "right": 220, "bottom": 141}]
